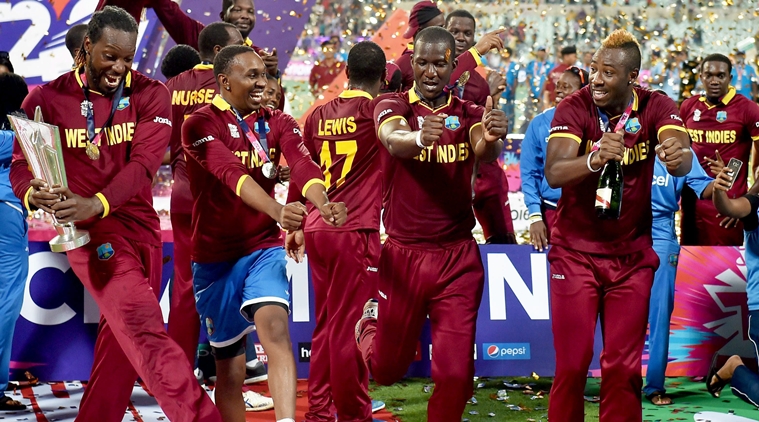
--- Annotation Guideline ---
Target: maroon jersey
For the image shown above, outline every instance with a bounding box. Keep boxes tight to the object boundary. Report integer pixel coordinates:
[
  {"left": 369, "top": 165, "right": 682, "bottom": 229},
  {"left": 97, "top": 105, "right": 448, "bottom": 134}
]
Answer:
[
  {"left": 547, "top": 86, "right": 686, "bottom": 255},
  {"left": 11, "top": 69, "right": 171, "bottom": 245},
  {"left": 374, "top": 90, "right": 484, "bottom": 245},
  {"left": 182, "top": 95, "right": 323, "bottom": 263},
  {"left": 299, "top": 90, "right": 382, "bottom": 232},
  {"left": 397, "top": 44, "right": 484, "bottom": 92},
  {"left": 460, "top": 70, "right": 490, "bottom": 106},
  {"left": 544, "top": 63, "right": 569, "bottom": 104},
  {"left": 309, "top": 61, "right": 344, "bottom": 90},
  {"left": 681, "top": 87, "right": 759, "bottom": 198},
  {"left": 165, "top": 64, "right": 217, "bottom": 214}
]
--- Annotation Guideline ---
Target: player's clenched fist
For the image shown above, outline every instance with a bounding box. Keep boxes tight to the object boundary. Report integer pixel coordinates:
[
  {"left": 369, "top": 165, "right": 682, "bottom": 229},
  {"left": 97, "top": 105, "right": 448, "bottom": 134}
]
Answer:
[
  {"left": 318, "top": 202, "right": 348, "bottom": 227},
  {"left": 280, "top": 202, "right": 307, "bottom": 231},
  {"left": 482, "top": 97, "right": 508, "bottom": 142},
  {"left": 420, "top": 114, "right": 446, "bottom": 147},
  {"left": 656, "top": 136, "right": 685, "bottom": 171},
  {"left": 592, "top": 129, "right": 625, "bottom": 168}
]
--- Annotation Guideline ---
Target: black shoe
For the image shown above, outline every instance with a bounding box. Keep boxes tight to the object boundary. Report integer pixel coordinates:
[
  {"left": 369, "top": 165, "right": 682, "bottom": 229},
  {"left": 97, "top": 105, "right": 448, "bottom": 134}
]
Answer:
[
  {"left": 0, "top": 395, "right": 26, "bottom": 411},
  {"left": 244, "top": 359, "right": 268, "bottom": 385}
]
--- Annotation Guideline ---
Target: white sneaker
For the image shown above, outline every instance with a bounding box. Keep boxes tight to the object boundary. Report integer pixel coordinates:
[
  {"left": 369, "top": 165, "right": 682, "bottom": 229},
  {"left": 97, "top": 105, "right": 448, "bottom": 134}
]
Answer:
[
  {"left": 355, "top": 299, "right": 378, "bottom": 345},
  {"left": 243, "top": 390, "right": 274, "bottom": 412}
]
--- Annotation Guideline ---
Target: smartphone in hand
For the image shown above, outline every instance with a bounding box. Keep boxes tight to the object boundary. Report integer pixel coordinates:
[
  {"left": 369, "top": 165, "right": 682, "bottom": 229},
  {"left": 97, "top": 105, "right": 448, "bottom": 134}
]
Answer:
[{"left": 726, "top": 158, "right": 743, "bottom": 189}]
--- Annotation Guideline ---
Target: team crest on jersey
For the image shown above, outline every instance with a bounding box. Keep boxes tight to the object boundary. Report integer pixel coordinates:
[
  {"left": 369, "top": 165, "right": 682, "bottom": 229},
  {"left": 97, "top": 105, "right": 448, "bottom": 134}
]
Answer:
[
  {"left": 96, "top": 243, "right": 115, "bottom": 261},
  {"left": 625, "top": 117, "right": 641, "bottom": 134},
  {"left": 417, "top": 116, "right": 425, "bottom": 129},
  {"left": 80, "top": 100, "right": 93, "bottom": 117},
  {"left": 228, "top": 123, "right": 240, "bottom": 138},
  {"left": 693, "top": 109, "right": 701, "bottom": 121},
  {"left": 716, "top": 111, "right": 727, "bottom": 123},
  {"left": 445, "top": 116, "right": 461, "bottom": 131},
  {"left": 206, "top": 317, "right": 214, "bottom": 336},
  {"left": 116, "top": 97, "right": 130, "bottom": 111}
]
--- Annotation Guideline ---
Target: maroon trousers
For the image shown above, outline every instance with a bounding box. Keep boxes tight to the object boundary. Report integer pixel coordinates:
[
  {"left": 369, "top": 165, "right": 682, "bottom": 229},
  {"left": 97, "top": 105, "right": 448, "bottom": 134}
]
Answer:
[
  {"left": 358, "top": 237, "right": 484, "bottom": 422},
  {"left": 473, "top": 162, "right": 515, "bottom": 243},
  {"left": 167, "top": 212, "right": 200, "bottom": 366},
  {"left": 68, "top": 232, "right": 220, "bottom": 422},
  {"left": 304, "top": 230, "right": 379, "bottom": 422},
  {"left": 547, "top": 245, "right": 658, "bottom": 422}
]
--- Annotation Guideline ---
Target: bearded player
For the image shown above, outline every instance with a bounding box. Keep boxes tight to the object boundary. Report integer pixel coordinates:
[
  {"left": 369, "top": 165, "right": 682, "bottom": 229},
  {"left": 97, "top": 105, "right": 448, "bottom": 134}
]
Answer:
[
  {"left": 680, "top": 53, "right": 759, "bottom": 246},
  {"left": 181, "top": 44, "right": 346, "bottom": 422},
  {"left": 355, "top": 27, "right": 507, "bottom": 421},
  {"left": 544, "top": 29, "right": 691, "bottom": 421},
  {"left": 10, "top": 6, "right": 221, "bottom": 421},
  {"left": 284, "top": 40, "right": 387, "bottom": 422}
]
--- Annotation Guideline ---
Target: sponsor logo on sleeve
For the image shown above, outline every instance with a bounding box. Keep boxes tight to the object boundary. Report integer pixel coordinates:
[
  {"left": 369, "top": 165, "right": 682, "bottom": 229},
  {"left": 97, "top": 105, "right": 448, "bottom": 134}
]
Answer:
[
  {"left": 293, "top": 127, "right": 302, "bottom": 136},
  {"left": 549, "top": 125, "right": 569, "bottom": 133},
  {"left": 228, "top": 124, "right": 240, "bottom": 138},
  {"left": 205, "top": 317, "right": 214, "bottom": 336},
  {"left": 755, "top": 121, "right": 759, "bottom": 128},
  {"left": 192, "top": 135, "right": 215, "bottom": 147},
  {"left": 483, "top": 343, "right": 531, "bottom": 360},
  {"left": 669, "top": 114, "right": 683, "bottom": 122},
  {"left": 377, "top": 108, "right": 393, "bottom": 123},
  {"left": 153, "top": 116, "right": 172, "bottom": 126}
]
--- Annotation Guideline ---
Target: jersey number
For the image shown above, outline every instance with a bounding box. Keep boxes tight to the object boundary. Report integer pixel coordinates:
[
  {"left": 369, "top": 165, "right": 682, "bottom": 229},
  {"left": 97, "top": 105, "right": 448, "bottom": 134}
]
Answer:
[{"left": 319, "top": 140, "right": 357, "bottom": 188}]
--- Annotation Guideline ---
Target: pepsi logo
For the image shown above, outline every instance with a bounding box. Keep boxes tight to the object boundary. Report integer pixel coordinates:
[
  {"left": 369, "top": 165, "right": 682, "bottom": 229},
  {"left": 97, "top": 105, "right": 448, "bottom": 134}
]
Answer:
[{"left": 487, "top": 345, "right": 500, "bottom": 358}]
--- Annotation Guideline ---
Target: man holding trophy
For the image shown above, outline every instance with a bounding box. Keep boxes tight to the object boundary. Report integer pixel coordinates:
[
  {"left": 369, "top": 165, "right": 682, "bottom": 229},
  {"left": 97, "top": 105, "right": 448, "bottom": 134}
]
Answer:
[{"left": 9, "top": 6, "right": 221, "bottom": 422}]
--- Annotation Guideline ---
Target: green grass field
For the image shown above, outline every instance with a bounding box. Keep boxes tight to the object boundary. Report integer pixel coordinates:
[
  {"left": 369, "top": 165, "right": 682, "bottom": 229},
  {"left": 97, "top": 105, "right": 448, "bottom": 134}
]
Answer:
[{"left": 368, "top": 377, "right": 759, "bottom": 421}]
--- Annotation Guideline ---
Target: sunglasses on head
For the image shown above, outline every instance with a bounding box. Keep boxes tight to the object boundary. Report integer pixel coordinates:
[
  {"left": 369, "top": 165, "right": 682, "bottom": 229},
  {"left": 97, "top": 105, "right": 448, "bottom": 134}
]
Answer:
[{"left": 568, "top": 66, "right": 586, "bottom": 85}]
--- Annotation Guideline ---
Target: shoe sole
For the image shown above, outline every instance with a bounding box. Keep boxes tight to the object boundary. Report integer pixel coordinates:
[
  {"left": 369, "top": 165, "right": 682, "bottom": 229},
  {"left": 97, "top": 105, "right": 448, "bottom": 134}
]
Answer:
[
  {"left": 245, "top": 402, "right": 274, "bottom": 412},
  {"left": 243, "top": 374, "right": 269, "bottom": 385},
  {"left": 371, "top": 403, "right": 385, "bottom": 413}
]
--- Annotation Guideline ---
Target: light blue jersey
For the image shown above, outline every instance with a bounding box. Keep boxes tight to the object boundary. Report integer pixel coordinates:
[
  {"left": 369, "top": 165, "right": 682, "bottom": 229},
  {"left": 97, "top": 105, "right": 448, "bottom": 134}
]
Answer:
[
  {"left": 521, "top": 107, "right": 562, "bottom": 216},
  {"left": 525, "top": 60, "right": 553, "bottom": 98},
  {"left": 742, "top": 196, "right": 759, "bottom": 311},
  {"left": 651, "top": 152, "right": 712, "bottom": 241},
  {"left": 501, "top": 61, "right": 518, "bottom": 101},
  {"left": 732, "top": 64, "right": 757, "bottom": 100}
]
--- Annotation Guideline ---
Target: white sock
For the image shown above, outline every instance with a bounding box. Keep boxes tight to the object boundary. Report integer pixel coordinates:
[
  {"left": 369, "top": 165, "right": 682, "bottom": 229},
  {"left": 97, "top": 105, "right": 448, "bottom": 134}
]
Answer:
[{"left": 277, "top": 419, "right": 295, "bottom": 422}]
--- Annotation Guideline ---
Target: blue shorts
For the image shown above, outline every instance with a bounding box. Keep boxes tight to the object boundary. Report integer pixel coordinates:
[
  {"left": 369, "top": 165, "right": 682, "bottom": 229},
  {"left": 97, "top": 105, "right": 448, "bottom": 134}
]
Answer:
[{"left": 192, "top": 247, "right": 290, "bottom": 348}]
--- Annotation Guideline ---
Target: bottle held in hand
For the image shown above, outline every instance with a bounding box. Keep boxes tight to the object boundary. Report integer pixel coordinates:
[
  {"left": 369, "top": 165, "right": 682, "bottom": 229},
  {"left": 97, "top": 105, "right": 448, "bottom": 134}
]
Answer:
[{"left": 595, "top": 160, "right": 623, "bottom": 219}]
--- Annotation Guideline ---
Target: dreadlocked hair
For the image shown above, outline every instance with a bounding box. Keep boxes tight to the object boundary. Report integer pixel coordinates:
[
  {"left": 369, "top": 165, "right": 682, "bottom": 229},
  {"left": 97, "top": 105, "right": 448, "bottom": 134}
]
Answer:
[{"left": 74, "top": 6, "right": 138, "bottom": 68}]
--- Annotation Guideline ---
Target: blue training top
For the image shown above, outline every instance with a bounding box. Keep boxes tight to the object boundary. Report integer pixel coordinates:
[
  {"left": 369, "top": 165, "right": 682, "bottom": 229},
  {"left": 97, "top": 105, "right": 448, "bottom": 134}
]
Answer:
[
  {"left": 521, "top": 107, "right": 562, "bottom": 216},
  {"left": 742, "top": 195, "right": 759, "bottom": 311},
  {"left": 651, "top": 152, "right": 712, "bottom": 241},
  {"left": 0, "top": 130, "right": 23, "bottom": 206}
]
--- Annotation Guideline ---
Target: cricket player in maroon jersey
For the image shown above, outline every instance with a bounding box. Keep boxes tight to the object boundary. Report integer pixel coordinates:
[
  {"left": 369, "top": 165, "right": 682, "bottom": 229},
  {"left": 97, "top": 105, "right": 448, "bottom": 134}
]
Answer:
[
  {"left": 544, "top": 30, "right": 692, "bottom": 422},
  {"left": 10, "top": 7, "right": 221, "bottom": 422},
  {"left": 355, "top": 27, "right": 508, "bottom": 421},
  {"left": 679, "top": 53, "right": 759, "bottom": 246},
  {"left": 165, "top": 21, "right": 244, "bottom": 368},
  {"left": 96, "top": 0, "right": 285, "bottom": 110},
  {"left": 283, "top": 41, "right": 387, "bottom": 422},
  {"left": 445, "top": 9, "right": 516, "bottom": 244},
  {"left": 309, "top": 40, "right": 345, "bottom": 97},
  {"left": 396, "top": 1, "right": 504, "bottom": 94},
  {"left": 182, "top": 44, "right": 346, "bottom": 422}
]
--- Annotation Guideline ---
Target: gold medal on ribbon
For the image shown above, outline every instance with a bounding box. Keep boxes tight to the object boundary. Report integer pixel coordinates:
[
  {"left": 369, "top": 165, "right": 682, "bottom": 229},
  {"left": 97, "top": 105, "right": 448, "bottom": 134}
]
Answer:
[
  {"left": 85, "top": 143, "right": 100, "bottom": 161},
  {"left": 458, "top": 71, "right": 470, "bottom": 87}
]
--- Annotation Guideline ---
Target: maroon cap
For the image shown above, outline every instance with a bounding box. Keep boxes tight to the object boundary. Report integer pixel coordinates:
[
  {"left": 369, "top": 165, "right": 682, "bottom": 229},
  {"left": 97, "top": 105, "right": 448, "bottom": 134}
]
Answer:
[
  {"left": 403, "top": 1, "right": 443, "bottom": 39},
  {"left": 381, "top": 61, "right": 402, "bottom": 92}
]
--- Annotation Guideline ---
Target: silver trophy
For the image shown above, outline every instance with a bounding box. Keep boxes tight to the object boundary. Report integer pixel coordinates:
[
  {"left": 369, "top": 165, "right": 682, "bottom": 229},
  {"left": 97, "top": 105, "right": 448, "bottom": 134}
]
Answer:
[{"left": 9, "top": 108, "right": 90, "bottom": 252}]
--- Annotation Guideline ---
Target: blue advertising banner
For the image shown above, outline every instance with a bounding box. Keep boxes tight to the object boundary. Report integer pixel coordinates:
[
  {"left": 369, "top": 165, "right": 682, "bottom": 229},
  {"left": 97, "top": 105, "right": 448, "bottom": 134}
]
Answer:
[{"left": 12, "top": 243, "right": 602, "bottom": 381}]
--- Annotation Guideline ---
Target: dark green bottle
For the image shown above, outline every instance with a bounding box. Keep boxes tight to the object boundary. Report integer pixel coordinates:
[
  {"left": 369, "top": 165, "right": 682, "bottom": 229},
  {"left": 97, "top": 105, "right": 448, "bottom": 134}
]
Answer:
[{"left": 595, "top": 160, "right": 623, "bottom": 219}]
